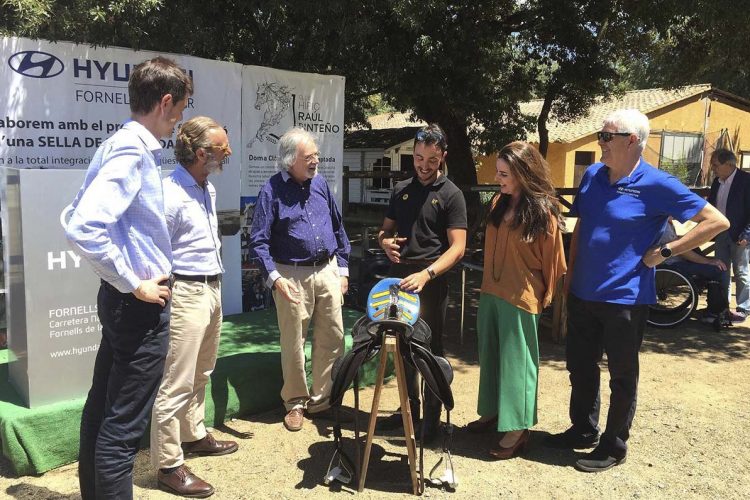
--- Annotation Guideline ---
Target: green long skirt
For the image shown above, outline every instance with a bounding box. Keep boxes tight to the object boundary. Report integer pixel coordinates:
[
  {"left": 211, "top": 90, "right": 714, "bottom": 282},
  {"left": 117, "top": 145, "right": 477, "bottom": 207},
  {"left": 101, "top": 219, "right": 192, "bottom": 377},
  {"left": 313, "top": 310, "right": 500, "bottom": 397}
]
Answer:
[{"left": 476, "top": 293, "right": 540, "bottom": 432}]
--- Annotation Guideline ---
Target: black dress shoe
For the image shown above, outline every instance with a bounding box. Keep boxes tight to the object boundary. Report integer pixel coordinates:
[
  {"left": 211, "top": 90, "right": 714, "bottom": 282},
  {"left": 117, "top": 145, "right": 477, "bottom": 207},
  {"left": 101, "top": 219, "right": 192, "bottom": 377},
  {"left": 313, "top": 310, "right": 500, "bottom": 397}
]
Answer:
[
  {"left": 574, "top": 446, "right": 626, "bottom": 472},
  {"left": 544, "top": 427, "right": 599, "bottom": 449},
  {"left": 158, "top": 464, "right": 215, "bottom": 498},
  {"left": 182, "top": 433, "right": 238, "bottom": 456}
]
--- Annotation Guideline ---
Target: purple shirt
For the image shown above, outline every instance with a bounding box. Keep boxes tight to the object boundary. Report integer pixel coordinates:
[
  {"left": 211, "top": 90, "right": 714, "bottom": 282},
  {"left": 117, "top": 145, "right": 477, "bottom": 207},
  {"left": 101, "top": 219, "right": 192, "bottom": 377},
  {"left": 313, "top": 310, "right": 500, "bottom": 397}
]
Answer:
[{"left": 249, "top": 170, "right": 350, "bottom": 287}]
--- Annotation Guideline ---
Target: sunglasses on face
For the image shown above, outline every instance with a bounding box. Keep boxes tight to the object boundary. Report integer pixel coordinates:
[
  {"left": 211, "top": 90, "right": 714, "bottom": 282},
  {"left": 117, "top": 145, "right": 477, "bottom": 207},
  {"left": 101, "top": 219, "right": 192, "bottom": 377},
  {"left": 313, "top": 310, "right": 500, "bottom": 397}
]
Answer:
[
  {"left": 597, "top": 131, "right": 632, "bottom": 142},
  {"left": 415, "top": 129, "right": 447, "bottom": 150},
  {"left": 208, "top": 143, "right": 232, "bottom": 156}
]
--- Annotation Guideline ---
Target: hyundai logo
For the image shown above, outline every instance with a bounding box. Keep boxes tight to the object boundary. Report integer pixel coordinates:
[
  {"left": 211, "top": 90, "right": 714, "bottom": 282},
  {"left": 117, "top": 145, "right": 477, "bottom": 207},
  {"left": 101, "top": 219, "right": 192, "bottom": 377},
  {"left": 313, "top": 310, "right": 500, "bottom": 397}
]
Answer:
[{"left": 8, "top": 51, "right": 64, "bottom": 79}]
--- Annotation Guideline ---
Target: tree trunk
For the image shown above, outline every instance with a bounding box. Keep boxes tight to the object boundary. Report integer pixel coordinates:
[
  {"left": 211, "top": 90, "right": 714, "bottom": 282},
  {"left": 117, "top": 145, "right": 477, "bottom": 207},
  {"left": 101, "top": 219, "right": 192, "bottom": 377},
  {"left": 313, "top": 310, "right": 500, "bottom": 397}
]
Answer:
[
  {"left": 538, "top": 87, "right": 555, "bottom": 159},
  {"left": 438, "top": 119, "right": 482, "bottom": 248}
]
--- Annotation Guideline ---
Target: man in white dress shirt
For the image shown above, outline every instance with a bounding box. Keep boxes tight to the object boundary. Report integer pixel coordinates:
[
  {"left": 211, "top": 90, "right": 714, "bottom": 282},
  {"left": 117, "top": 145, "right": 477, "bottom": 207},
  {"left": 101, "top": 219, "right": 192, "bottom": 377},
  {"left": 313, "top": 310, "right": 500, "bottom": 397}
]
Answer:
[
  {"left": 151, "top": 116, "right": 237, "bottom": 498},
  {"left": 708, "top": 148, "right": 750, "bottom": 321}
]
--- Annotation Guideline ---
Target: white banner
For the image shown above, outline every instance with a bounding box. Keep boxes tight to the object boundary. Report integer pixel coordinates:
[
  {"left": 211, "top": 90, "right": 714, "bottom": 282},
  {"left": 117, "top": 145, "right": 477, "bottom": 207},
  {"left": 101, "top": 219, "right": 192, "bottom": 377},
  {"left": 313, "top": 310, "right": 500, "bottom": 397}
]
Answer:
[
  {"left": 241, "top": 65, "right": 345, "bottom": 203},
  {"left": 0, "top": 35, "right": 347, "bottom": 407},
  {"left": 0, "top": 36, "right": 245, "bottom": 314},
  {"left": 238, "top": 66, "right": 345, "bottom": 312}
]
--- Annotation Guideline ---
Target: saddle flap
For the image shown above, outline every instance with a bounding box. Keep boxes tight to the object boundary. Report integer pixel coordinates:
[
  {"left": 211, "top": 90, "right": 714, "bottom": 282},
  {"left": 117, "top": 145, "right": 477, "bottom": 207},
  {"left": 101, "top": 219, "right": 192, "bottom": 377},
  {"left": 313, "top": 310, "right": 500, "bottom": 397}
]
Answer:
[
  {"left": 329, "top": 343, "right": 370, "bottom": 407},
  {"left": 409, "top": 343, "right": 455, "bottom": 410}
]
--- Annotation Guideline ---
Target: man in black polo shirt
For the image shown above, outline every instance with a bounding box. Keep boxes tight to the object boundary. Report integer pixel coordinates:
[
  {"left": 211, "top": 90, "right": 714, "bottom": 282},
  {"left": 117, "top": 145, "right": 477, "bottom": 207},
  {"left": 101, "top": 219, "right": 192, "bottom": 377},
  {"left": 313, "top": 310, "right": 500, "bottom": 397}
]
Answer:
[{"left": 377, "top": 123, "right": 467, "bottom": 442}]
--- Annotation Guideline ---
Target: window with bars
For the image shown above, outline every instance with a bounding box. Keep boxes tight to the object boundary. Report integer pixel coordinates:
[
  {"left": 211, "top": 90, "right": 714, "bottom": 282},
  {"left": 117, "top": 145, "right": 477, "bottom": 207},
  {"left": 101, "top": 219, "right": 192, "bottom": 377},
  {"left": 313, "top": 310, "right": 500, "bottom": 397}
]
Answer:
[
  {"left": 370, "top": 157, "right": 392, "bottom": 190},
  {"left": 659, "top": 132, "right": 703, "bottom": 185}
]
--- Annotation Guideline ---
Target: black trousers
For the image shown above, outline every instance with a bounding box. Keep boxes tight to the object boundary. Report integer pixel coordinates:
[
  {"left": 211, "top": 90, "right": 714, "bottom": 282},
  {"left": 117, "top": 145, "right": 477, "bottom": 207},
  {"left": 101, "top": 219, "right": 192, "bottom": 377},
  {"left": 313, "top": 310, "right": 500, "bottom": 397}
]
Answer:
[
  {"left": 79, "top": 282, "right": 170, "bottom": 499},
  {"left": 565, "top": 293, "right": 648, "bottom": 456},
  {"left": 390, "top": 263, "right": 448, "bottom": 424}
]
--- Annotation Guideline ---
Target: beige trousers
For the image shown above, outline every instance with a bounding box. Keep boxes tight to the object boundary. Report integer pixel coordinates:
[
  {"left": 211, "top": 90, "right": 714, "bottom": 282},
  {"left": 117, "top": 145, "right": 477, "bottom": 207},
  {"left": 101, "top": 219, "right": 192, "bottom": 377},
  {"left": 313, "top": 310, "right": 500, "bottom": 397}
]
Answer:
[
  {"left": 274, "top": 258, "right": 344, "bottom": 412},
  {"left": 150, "top": 279, "right": 222, "bottom": 469}
]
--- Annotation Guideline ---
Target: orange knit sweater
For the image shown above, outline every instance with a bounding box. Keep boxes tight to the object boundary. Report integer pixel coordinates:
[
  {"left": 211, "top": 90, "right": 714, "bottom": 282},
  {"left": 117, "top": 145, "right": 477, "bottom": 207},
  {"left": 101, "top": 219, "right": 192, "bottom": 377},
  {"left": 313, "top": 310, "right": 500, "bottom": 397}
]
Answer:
[{"left": 480, "top": 214, "right": 567, "bottom": 314}]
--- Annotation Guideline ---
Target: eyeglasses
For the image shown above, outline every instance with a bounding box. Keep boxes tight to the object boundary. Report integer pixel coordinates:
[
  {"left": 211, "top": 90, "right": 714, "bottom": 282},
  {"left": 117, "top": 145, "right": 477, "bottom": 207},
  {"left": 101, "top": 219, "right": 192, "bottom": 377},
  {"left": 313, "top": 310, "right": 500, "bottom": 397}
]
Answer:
[
  {"left": 303, "top": 152, "right": 320, "bottom": 162},
  {"left": 208, "top": 143, "right": 232, "bottom": 157},
  {"left": 415, "top": 129, "right": 447, "bottom": 150},
  {"left": 597, "top": 131, "right": 633, "bottom": 142}
]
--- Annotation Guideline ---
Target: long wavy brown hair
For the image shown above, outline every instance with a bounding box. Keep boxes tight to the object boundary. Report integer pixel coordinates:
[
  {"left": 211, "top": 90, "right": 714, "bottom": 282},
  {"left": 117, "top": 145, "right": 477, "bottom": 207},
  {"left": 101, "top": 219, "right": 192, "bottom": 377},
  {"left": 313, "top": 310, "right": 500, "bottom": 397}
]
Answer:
[{"left": 487, "top": 141, "right": 564, "bottom": 242}]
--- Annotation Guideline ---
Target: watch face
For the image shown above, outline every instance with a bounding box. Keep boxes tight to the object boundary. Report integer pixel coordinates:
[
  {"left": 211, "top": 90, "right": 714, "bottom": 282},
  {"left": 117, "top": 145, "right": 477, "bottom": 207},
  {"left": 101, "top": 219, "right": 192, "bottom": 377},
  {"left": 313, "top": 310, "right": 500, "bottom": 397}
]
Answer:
[{"left": 660, "top": 246, "right": 672, "bottom": 258}]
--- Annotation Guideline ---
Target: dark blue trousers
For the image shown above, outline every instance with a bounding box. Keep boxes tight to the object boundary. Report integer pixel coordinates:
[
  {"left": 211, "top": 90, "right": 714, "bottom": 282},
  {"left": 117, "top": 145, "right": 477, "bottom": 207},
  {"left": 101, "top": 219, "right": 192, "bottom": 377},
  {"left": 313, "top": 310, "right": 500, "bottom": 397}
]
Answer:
[
  {"left": 390, "top": 263, "right": 448, "bottom": 423},
  {"left": 565, "top": 293, "right": 648, "bottom": 457},
  {"left": 79, "top": 282, "right": 169, "bottom": 499}
]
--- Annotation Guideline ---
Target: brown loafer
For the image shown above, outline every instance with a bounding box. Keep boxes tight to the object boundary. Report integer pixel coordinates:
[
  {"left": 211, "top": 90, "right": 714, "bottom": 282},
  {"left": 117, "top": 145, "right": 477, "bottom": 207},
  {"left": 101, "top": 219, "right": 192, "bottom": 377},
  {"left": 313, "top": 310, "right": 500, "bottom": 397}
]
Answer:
[
  {"left": 489, "top": 429, "right": 530, "bottom": 460},
  {"left": 466, "top": 415, "right": 498, "bottom": 434},
  {"left": 158, "top": 464, "right": 215, "bottom": 498},
  {"left": 182, "top": 432, "right": 238, "bottom": 456},
  {"left": 284, "top": 408, "right": 304, "bottom": 431}
]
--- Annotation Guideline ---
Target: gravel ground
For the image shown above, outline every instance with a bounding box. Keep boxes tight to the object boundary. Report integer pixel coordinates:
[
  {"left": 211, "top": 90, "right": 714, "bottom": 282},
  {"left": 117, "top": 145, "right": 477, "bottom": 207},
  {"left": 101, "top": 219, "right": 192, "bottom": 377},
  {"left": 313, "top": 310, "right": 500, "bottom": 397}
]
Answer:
[{"left": 1, "top": 274, "right": 749, "bottom": 499}]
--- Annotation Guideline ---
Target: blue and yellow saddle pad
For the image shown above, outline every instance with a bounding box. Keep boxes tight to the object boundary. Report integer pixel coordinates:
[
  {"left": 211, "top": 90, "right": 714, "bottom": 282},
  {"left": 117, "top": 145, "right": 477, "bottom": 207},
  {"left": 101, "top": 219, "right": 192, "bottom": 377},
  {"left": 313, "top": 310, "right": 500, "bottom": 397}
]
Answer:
[{"left": 366, "top": 277, "right": 420, "bottom": 325}]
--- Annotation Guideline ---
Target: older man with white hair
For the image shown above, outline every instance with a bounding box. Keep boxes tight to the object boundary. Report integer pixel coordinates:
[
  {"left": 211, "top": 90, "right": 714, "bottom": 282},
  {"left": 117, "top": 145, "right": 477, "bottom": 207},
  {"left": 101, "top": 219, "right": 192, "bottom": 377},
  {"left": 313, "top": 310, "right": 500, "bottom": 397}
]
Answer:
[
  {"left": 545, "top": 109, "right": 729, "bottom": 472},
  {"left": 249, "top": 127, "right": 351, "bottom": 432}
]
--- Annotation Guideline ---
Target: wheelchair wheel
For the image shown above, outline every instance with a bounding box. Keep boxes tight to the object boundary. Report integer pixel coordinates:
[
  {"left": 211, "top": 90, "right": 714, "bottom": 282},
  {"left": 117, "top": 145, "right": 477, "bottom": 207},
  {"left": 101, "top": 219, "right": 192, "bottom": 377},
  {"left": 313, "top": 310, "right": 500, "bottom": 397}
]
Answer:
[{"left": 647, "top": 268, "right": 697, "bottom": 328}]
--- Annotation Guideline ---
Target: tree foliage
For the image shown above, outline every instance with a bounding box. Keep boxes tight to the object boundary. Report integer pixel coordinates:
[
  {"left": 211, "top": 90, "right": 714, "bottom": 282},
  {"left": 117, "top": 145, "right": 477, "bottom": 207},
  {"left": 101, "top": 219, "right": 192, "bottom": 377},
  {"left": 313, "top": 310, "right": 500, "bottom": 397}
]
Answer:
[
  {"left": 621, "top": 0, "right": 750, "bottom": 99},
  {"left": 3, "top": 0, "right": 748, "bottom": 226}
]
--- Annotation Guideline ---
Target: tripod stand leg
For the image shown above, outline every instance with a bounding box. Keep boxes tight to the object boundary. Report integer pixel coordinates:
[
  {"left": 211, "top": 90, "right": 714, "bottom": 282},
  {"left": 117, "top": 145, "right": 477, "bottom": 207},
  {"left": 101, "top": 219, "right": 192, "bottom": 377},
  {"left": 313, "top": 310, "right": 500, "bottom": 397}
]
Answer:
[
  {"left": 393, "top": 338, "right": 420, "bottom": 495},
  {"left": 358, "top": 335, "right": 389, "bottom": 492}
]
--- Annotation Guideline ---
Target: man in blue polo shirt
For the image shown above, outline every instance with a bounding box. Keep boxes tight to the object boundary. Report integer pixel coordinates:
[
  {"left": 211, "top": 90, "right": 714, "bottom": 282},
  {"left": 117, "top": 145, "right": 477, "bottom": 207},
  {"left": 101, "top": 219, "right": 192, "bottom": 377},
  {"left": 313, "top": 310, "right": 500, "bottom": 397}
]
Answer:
[{"left": 545, "top": 109, "right": 728, "bottom": 472}]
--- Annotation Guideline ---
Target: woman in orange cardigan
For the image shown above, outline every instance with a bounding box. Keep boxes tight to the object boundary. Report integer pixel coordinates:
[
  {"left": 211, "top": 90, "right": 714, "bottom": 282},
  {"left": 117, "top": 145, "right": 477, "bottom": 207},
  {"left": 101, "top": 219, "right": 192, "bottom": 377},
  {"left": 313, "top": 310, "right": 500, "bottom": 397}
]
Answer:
[{"left": 468, "top": 141, "right": 567, "bottom": 459}]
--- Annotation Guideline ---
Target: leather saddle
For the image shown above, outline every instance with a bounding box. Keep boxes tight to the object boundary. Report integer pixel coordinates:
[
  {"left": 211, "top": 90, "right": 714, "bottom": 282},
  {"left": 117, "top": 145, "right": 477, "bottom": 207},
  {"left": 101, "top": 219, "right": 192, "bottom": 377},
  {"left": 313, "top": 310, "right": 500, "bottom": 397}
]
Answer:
[{"left": 325, "top": 278, "right": 455, "bottom": 491}]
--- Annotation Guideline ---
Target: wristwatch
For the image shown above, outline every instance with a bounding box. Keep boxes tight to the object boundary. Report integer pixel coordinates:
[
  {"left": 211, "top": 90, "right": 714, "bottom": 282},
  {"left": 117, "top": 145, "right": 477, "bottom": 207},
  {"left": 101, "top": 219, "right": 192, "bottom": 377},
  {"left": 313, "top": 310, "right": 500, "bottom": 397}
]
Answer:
[
  {"left": 659, "top": 244, "right": 673, "bottom": 259},
  {"left": 426, "top": 266, "right": 437, "bottom": 280}
]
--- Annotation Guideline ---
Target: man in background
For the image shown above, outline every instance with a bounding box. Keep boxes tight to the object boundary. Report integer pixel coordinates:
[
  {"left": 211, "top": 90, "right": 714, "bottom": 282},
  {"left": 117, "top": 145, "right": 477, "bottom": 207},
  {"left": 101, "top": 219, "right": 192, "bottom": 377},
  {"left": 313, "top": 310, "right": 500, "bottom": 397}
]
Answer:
[{"left": 708, "top": 148, "right": 750, "bottom": 322}]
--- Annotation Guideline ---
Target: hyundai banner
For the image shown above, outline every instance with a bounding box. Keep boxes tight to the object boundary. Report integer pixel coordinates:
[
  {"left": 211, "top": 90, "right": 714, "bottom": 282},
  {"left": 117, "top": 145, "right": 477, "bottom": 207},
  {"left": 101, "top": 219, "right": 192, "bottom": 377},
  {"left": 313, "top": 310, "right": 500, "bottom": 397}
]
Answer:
[{"left": 1, "top": 36, "right": 345, "bottom": 407}]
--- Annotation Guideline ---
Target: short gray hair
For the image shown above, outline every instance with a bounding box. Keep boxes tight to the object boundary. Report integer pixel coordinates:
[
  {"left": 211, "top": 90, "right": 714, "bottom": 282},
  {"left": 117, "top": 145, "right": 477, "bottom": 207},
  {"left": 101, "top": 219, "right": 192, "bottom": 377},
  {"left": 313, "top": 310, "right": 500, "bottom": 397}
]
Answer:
[
  {"left": 602, "top": 109, "right": 650, "bottom": 149},
  {"left": 277, "top": 127, "right": 317, "bottom": 171},
  {"left": 711, "top": 148, "right": 737, "bottom": 167}
]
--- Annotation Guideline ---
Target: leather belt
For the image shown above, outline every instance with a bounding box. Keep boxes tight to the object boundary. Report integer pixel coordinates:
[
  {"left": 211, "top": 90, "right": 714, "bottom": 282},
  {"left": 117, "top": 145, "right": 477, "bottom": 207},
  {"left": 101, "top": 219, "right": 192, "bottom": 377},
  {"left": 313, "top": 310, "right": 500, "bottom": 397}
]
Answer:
[
  {"left": 275, "top": 255, "right": 331, "bottom": 267},
  {"left": 173, "top": 273, "right": 221, "bottom": 283}
]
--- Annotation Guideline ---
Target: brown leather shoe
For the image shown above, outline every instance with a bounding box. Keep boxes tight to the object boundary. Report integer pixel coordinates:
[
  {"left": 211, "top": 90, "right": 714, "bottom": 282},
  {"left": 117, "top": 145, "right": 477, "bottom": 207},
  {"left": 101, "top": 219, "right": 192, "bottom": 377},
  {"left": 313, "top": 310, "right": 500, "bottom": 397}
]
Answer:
[
  {"left": 284, "top": 408, "right": 304, "bottom": 431},
  {"left": 182, "top": 433, "right": 238, "bottom": 456},
  {"left": 158, "top": 464, "right": 215, "bottom": 498},
  {"left": 489, "top": 429, "right": 530, "bottom": 460}
]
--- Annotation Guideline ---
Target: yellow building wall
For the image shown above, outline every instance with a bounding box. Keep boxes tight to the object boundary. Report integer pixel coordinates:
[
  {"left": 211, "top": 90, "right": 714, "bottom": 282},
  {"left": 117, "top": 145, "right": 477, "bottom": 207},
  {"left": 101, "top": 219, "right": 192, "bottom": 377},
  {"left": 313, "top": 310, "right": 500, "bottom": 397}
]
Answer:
[
  {"left": 476, "top": 153, "right": 498, "bottom": 184},
  {"left": 704, "top": 100, "right": 750, "bottom": 155},
  {"left": 474, "top": 93, "right": 750, "bottom": 187}
]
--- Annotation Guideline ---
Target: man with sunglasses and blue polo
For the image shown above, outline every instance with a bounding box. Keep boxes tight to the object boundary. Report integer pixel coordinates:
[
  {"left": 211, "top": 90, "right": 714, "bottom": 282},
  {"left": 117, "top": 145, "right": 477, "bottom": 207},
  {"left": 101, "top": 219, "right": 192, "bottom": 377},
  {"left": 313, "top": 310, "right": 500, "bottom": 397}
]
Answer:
[
  {"left": 377, "top": 123, "right": 467, "bottom": 443},
  {"left": 545, "top": 109, "right": 728, "bottom": 472}
]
